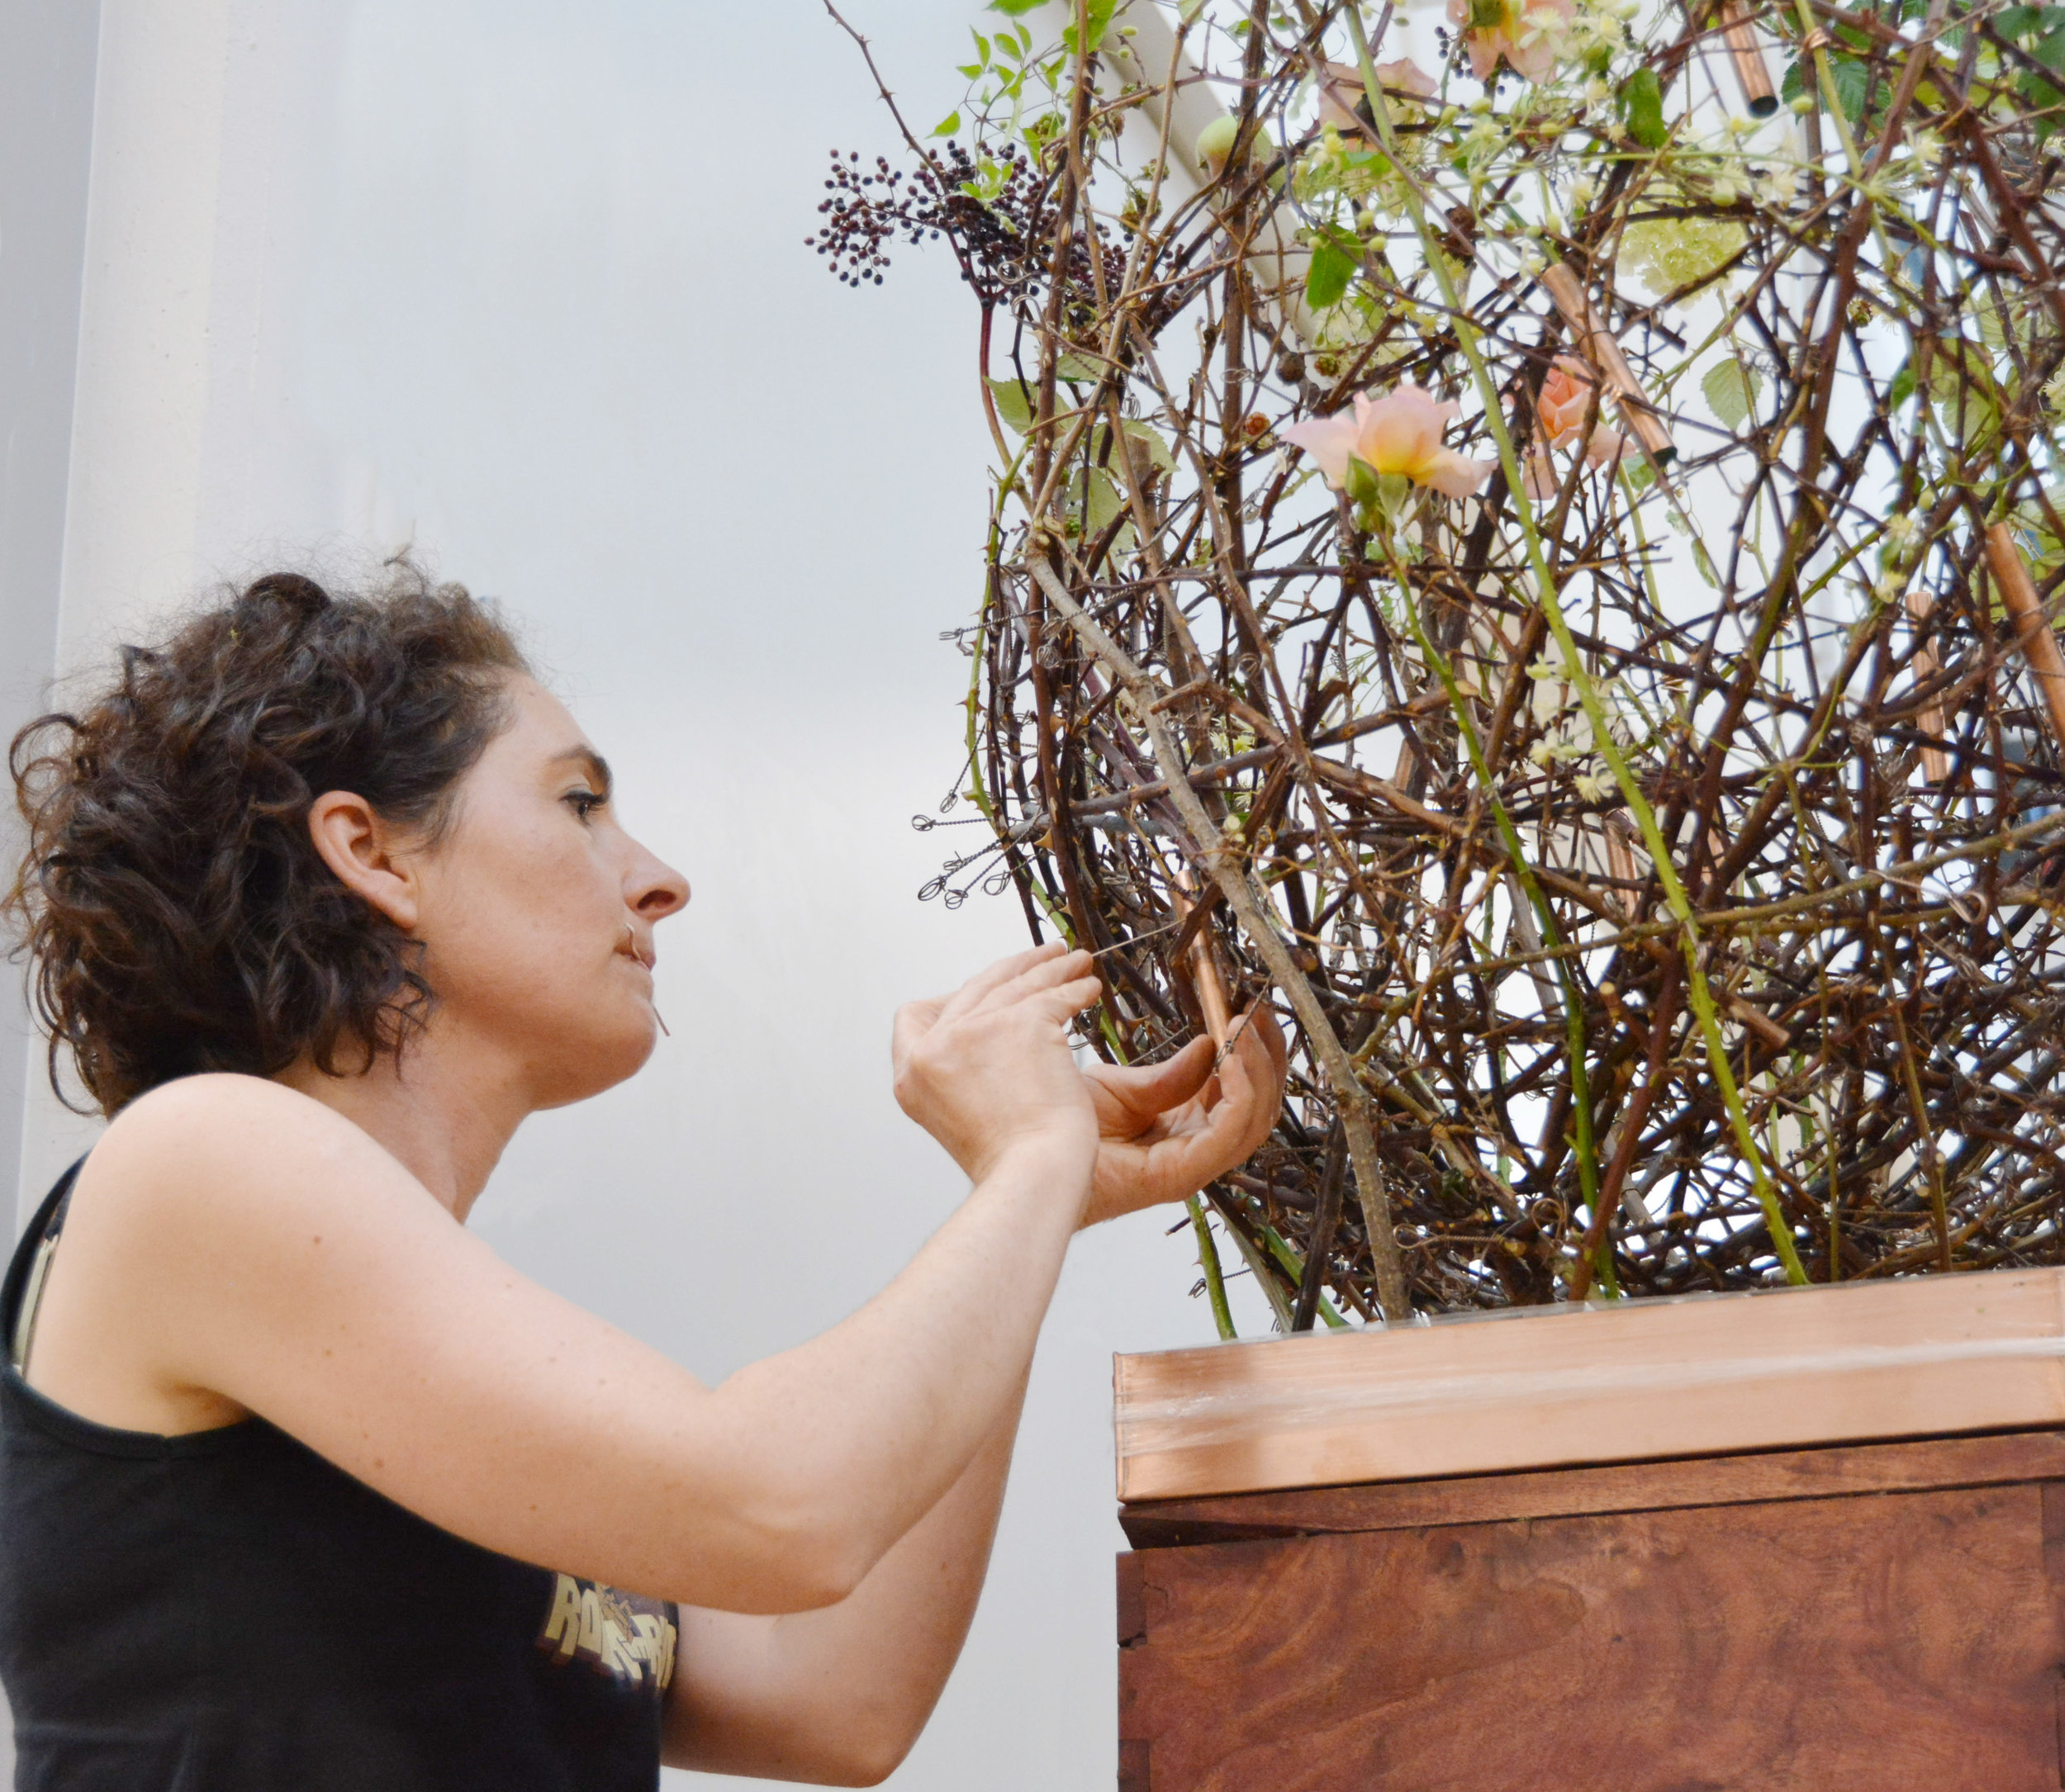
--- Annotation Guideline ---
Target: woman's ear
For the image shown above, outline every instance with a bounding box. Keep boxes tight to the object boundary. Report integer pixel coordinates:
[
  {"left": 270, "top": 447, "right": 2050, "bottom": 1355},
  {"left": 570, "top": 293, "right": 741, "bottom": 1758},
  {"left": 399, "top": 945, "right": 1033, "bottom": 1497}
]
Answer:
[{"left": 307, "top": 792, "right": 420, "bottom": 932}]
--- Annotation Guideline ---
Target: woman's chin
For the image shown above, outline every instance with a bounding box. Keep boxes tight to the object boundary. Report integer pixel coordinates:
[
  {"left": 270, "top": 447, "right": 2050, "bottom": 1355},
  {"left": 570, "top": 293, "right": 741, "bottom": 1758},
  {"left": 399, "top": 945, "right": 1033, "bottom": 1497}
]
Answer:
[{"left": 529, "top": 1012, "right": 662, "bottom": 1110}]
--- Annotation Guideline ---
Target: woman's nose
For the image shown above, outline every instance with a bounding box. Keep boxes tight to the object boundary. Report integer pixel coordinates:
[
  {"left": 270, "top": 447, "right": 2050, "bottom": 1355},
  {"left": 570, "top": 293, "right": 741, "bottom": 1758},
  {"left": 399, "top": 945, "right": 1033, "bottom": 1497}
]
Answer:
[{"left": 628, "top": 841, "right": 690, "bottom": 921}]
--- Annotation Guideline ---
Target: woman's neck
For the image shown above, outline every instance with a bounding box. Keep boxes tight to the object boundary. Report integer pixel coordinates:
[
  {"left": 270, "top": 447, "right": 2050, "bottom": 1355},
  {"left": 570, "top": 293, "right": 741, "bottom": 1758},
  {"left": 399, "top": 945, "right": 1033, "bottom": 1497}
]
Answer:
[{"left": 273, "top": 1034, "right": 529, "bottom": 1221}]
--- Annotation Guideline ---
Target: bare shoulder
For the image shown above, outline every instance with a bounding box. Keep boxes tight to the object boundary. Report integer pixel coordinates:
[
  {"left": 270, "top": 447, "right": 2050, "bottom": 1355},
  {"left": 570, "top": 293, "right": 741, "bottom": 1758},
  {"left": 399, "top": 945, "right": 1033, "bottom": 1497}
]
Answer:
[
  {"left": 91, "top": 1071, "right": 404, "bottom": 1197},
  {"left": 76, "top": 1073, "right": 452, "bottom": 1260},
  {"left": 32, "top": 1074, "right": 478, "bottom": 1435}
]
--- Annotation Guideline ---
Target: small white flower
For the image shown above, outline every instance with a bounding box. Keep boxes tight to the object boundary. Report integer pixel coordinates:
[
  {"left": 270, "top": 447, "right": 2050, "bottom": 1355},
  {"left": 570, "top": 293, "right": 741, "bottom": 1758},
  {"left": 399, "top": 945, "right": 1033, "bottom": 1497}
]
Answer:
[
  {"left": 1574, "top": 769, "right": 1613, "bottom": 802},
  {"left": 1529, "top": 738, "right": 1557, "bottom": 768},
  {"left": 1873, "top": 573, "right": 1905, "bottom": 604},
  {"left": 1884, "top": 513, "right": 1918, "bottom": 548}
]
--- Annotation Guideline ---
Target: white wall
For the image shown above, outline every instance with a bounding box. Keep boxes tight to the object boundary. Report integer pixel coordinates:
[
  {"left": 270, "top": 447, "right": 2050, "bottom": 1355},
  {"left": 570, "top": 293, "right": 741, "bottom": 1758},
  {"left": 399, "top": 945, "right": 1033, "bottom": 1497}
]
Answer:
[
  {"left": 0, "top": 0, "right": 102, "bottom": 1282},
  {"left": 3, "top": 2, "right": 1265, "bottom": 1784}
]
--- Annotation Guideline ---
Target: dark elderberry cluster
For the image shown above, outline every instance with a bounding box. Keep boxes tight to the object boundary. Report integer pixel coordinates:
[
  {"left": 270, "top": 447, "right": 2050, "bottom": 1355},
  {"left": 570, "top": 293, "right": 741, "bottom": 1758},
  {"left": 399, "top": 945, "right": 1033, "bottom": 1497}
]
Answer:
[
  {"left": 805, "top": 151, "right": 928, "bottom": 287},
  {"left": 805, "top": 143, "right": 1127, "bottom": 325}
]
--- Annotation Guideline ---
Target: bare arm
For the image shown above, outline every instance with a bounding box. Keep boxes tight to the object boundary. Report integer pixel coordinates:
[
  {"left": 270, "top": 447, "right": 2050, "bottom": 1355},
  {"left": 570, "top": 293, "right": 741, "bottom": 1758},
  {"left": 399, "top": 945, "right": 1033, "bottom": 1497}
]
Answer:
[
  {"left": 31, "top": 947, "right": 1106, "bottom": 1614},
  {"left": 660, "top": 1381, "right": 1027, "bottom": 1784},
  {"left": 27, "top": 941, "right": 1284, "bottom": 1780},
  {"left": 653, "top": 1014, "right": 1289, "bottom": 1784}
]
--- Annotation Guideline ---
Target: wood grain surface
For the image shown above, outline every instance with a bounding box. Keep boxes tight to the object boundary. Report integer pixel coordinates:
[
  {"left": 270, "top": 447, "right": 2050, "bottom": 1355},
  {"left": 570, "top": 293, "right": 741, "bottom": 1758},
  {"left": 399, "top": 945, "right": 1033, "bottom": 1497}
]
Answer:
[
  {"left": 1118, "top": 1485, "right": 2065, "bottom": 1790},
  {"left": 1115, "top": 1271, "right": 2065, "bottom": 1501},
  {"left": 1121, "top": 1428, "right": 2065, "bottom": 1548}
]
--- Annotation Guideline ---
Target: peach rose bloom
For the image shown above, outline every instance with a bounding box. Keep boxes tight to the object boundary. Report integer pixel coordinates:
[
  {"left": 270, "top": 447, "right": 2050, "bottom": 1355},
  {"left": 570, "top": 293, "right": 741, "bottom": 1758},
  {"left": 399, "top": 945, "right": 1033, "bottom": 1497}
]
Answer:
[
  {"left": 1313, "top": 58, "right": 1437, "bottom": 135},
  {"left": 1445, "top": 0, "right": 1574, "bottom": 83},
  {"left": 1525, "top": 357, "right": 1626, "bottom": 497},
  {"left": 1282, "top": 385, "right": 1493, "bottom": 500}
]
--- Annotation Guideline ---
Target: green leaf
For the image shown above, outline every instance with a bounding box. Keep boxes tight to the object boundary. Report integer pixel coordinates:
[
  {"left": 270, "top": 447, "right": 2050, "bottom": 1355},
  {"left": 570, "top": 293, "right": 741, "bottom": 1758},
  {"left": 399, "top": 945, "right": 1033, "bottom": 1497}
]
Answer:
[
  {"left": 1306, "top": 236, "right": 1359, "bottom": 308},
  {"left": 1692, "top": 539, "right": 1721, "bottom": 589},
  {"left": 2023, "top": 70, "right": 2065, "bottom": 132},
  {"left": 1118, "top": 420, "right": 1177, "bottom": 474},
  {"left": 1701, "top": 358, "right": 1763, "bottom": 430},
  {"left": 1617, "top": 69, "right": 1668, "bottom": 150},
  {"left": 971, "top": 28, "right": 991, "bottom": 64},
  {"left": 1830, "top": 55, "right": 1869, "bottom": 121},
  {"left": 1998, "top": 5, "right": 2045, "bottom": 36},
  {"left": 987, "top": 0, "right": 1047, "bottom": 13},
  {"left": 1061, "top": 0, "right": 1117, "bottom": 55},
  {"left": 931, "top": 110, "right": 962, "bottom": 138},
  {"left": 1779, "top": 59, "right": 1804, "bottom": 105},
  {"left": 1055, "top": 352, "right": 1104, "bottom": 383},
  {"left": 1075, "top": 467, "right": 1126, "bottom": 537},
  {"left": 1888, "top": 360, "right": 1917, "bottom": 409},
  {"left": 1928, "top": 358, "right": 2001, "bottom": 443},
  {"left": 986, "top": 377, "right": 1035, "bottom": 433},
  {"left": 957, "top": 63, "right": 985, "bottom": 78}
]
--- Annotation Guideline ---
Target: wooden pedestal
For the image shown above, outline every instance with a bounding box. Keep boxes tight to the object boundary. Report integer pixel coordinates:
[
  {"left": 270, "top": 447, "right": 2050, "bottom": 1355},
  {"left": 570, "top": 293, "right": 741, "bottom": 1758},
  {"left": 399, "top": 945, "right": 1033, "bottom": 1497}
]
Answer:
[{"left": 1114, "top": 1278, "right": 2065, "bottom": 1790}]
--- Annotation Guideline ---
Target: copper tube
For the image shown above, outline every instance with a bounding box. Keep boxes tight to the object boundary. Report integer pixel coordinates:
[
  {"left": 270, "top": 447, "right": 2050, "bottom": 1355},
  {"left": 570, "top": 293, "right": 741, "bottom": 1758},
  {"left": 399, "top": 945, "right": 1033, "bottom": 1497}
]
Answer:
[
  {"left": 1173, "top": 870, "right": 1232, "bottom": 1047},
  {"left": 1538, "top": 262, "right": 1676, "bottom": 467},
  {"left": 1987, "top": 522, "right": 2065, "bottom": 752},
  {"left": 1904, "top": 589, "right": 1952, "bottom": 785},
  {"left": 1716, "top": 0, "right": 1778, "bottom": 117}
]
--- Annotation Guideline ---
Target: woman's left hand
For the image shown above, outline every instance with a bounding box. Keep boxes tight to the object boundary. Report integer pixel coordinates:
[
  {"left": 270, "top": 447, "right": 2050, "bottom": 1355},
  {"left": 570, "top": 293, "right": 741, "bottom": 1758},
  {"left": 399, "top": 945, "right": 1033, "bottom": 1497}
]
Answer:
[{"left": 1076, "top": 1007, "right": 1288, "bottom": 1227}]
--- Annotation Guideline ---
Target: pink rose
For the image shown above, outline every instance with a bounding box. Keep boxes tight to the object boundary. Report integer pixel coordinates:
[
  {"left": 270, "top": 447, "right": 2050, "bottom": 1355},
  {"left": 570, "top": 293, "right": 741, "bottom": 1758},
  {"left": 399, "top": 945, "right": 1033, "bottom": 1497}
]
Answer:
[
  {"left": 1444, "top": 0, "right": 1574, "bottom": 83},
  {"left": 1525, "top": 358, "right": 1626, "bottom": 496},
  {"left": 1313, "top": 58, "right": 1438, "bottom": 135},
  {"left": 1281, "top": 384, "right": 1493, "bottom": 500}
]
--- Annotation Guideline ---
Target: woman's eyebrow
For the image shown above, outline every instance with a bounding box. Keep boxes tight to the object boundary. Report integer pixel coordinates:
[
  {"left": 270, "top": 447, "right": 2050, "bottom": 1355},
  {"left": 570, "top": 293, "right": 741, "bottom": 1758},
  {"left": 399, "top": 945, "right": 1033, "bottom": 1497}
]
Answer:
[{"left": 548, "top": 746, "right": 612, "bottom": 796}]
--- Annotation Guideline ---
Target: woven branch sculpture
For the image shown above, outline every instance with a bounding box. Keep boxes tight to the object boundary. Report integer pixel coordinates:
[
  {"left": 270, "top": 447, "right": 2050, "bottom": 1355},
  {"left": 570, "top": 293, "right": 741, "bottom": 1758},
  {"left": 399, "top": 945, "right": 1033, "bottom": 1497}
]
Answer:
[{"left": 819, "top": 0, "right": 2065, "bottom": 1325}]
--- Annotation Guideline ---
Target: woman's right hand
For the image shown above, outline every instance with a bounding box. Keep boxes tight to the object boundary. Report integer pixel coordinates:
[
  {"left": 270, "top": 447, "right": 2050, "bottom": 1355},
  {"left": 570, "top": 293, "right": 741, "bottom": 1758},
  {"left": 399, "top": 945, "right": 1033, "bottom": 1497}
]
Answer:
[{"left": 890, "top": 943, "right": 1104, "bottom": 1188}]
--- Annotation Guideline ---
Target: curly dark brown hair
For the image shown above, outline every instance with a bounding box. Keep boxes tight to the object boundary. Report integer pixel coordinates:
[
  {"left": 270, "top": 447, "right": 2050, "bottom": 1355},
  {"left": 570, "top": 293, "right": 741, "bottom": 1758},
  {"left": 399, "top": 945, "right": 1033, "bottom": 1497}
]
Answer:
[{"left": 4, "top": 567, "right": 529, "bottom": 1115}]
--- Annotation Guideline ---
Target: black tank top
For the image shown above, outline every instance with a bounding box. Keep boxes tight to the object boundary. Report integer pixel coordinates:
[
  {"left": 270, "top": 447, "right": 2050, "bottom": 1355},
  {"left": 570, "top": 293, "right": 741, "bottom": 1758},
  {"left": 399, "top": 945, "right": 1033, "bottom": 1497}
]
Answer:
[{"left": 0, "top": 1161, "right": 679, "bottom": 1790}]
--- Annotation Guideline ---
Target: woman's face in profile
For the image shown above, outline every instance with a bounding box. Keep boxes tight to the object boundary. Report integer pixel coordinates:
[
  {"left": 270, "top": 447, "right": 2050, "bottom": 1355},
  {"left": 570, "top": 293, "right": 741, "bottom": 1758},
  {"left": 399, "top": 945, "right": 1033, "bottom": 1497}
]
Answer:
[{"left": 407, "top": 676, "right": 690, "bottom": 1107}]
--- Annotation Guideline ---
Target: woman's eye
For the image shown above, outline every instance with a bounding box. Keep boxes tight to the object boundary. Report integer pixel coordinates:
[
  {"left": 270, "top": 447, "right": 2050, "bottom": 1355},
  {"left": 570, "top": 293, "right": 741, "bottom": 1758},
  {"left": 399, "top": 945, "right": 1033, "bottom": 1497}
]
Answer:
[{"left": 566, "top": 791, "right": 605, "bottom": 821}]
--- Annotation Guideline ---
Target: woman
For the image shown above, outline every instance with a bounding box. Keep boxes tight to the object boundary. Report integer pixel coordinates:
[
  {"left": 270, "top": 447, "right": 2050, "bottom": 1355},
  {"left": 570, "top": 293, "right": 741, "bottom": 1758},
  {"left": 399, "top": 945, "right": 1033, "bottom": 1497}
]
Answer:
[{"left": 0, "top": 569, "right": 1284, "bottom": 1790}]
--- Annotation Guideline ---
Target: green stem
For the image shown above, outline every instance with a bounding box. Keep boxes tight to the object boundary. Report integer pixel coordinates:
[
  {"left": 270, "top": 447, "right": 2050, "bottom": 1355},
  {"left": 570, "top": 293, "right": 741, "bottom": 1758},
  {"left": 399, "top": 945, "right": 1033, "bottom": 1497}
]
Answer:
[
  {"left": 1383, "top": 546, "right": 1611, "bottom": 1297},
  {"left": 1258, "top": 1223, "right": 1348, "bottom": 1328},
  {"left": 1341, "top": 9, "right": 1807, "bottom": 1282},
  {"left": 1189, "top": 1196, "right": 1237, "bottom": 1339}
]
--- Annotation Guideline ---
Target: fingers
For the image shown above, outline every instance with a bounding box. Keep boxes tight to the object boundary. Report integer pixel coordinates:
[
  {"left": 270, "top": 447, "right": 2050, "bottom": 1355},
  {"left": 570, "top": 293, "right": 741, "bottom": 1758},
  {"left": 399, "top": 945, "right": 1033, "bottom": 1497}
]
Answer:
[
  {"left": 1247, "top": 1005, "right": 1289, "bottom": 1082},
  {"left": 1028, "top": 971, "right": 1104, "bottom": 1027},
  {"left": 1162, "top": 1019, "right": 1282, "bottom": 1183},
  {"left": 1082, "top": 1035, "right": 1216, "bottom": 1127},
  {"left": 1217, "top": 1019, "right": 1285, "bottom": 1159},
  {"left": 967, "top": 946, "right": 1098, "bottom": 1019},
  {"left": 934, "top": 941, "right": 1070, "bottom": 1026}
]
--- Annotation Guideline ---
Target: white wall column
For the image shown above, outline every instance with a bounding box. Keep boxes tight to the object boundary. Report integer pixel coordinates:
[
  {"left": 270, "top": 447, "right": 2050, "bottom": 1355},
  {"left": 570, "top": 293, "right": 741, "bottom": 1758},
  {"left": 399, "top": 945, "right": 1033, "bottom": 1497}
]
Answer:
[
  {"left": 15, "top": 0, "right": 239, "bottom": 1214},
  {"left": 1, "top": 0, "right": 104, "bottom": 1230}
]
